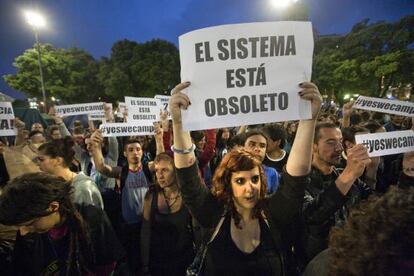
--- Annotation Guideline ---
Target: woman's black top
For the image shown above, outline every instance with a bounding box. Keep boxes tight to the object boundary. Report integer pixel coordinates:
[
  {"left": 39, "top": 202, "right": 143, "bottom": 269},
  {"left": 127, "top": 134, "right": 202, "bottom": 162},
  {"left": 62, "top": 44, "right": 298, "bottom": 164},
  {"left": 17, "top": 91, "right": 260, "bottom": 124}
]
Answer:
[
  {"left": 176, "top": 163, "right": 309, "bottom": 275},
  {"left": 150, "top": 190, "right": 194, "bottom": 266},
  {"left": 204, "top": 215, "right": 282, "bottom": 276}
]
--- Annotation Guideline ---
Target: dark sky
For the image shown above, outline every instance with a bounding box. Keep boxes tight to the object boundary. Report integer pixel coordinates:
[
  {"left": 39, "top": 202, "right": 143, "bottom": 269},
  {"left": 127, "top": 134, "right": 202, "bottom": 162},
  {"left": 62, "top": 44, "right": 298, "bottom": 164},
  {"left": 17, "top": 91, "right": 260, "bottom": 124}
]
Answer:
[{"left": 1, "top": 0, "right": 413, "bottom": 99}]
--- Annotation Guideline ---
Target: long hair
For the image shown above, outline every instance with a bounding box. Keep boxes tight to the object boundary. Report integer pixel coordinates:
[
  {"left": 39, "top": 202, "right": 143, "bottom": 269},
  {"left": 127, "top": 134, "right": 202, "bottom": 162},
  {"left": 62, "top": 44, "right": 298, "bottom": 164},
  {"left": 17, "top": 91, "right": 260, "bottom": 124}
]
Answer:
[
  {"left": 212, "top": 148, "right": 267, "bottom": 228},
  {"left": 0, "top": 173, "right": 94, "bottom": 275}
]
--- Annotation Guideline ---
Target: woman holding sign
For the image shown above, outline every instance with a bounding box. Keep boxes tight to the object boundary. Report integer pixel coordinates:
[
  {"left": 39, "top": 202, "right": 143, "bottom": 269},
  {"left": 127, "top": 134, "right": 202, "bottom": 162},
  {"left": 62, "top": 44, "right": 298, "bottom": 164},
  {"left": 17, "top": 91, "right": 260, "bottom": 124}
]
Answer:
[{"left": 169, "top": 81, "right": 321, "bottom": 275}]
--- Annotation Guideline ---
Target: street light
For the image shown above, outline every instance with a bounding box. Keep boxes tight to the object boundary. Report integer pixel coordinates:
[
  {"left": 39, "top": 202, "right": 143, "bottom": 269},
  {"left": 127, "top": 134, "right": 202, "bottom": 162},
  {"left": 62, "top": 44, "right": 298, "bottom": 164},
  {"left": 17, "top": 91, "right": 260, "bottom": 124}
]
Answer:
[
  {"left": 24, "top": 10, "right": 47, "bottom": 113},
  {"left": 270, "top": 0, "right": 300, "bottom": 9}
]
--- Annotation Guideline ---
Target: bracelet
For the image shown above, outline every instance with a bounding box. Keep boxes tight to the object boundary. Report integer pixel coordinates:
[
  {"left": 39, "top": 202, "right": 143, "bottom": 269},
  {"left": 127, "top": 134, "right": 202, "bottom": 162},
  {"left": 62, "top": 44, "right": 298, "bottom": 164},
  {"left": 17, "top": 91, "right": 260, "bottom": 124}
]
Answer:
[{"left": 171, "top": 144, "right": 196, "bottom": 154}]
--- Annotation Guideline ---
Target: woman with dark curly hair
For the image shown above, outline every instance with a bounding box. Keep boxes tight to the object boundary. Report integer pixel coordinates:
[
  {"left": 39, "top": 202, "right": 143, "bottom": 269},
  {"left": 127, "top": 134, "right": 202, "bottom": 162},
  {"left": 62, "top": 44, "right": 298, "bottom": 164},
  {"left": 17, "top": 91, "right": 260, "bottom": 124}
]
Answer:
[
  {"left": 0, "top": 172, "right": 125, "bottom": 275},
  {"left": 168, "top": 81, "right": 322, "bottom": 275},
  {"left": 328, "top": 186, "right": 414, "bottom": 276}
]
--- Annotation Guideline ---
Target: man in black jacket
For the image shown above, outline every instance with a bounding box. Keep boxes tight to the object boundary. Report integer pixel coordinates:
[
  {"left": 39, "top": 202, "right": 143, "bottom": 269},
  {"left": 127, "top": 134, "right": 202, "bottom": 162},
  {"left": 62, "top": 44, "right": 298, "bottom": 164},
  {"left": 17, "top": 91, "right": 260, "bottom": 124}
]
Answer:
[{"left": 300, "top": 122, "right": 373, "bottom": 265}]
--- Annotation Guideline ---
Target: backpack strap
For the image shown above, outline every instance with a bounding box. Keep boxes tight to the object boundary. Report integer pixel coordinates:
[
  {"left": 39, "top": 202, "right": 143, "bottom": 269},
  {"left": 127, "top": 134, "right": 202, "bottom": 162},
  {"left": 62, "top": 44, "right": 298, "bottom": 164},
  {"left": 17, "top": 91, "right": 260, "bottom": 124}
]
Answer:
[{"left": 120, "top": 165, "right": 129, "bottom": 191}]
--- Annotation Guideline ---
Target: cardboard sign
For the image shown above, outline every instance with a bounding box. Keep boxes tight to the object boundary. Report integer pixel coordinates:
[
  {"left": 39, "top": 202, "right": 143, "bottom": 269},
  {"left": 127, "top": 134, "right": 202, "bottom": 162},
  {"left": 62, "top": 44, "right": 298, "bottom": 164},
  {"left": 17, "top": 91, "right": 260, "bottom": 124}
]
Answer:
[
  {"left": 0, "top": 102, "right": 16, "bottom": 136},
  {"left": 154, "top": 95, "right": 171, "bottom": 119},
  {"left": 353, "top": 96, "right": 414, "bottom": 116},
  {"left": 355, "top": 130, "right": 414, "bottom": 157},
  {"left": 125, "top": 97, "right": 161, "bottom": 125},
  {"left": 3, "top": 145, "right": 40, "bottom": 179},
  {"left": 55, "top": 102, "right": 105, "bottom": 116},
  {"left": 100, "top": 122, "right": 154, "bottom": 137},
  {"left": 178, "top": 21, "right": 314, "bottom": 131}
]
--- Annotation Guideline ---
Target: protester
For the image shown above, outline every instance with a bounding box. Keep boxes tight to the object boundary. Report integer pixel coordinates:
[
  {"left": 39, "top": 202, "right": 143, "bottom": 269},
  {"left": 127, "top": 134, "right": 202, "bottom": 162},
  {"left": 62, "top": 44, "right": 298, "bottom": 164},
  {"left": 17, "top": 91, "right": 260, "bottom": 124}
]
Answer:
[
  {"left": 263, "top": 123, "right": 289, "bottom": 174},
  {"left": 140, "top": 153, "right": 194, "bottom": 276},
  {"left": 37, "top": 137, "right": 104, "bottom": 209},
  {"left": 300, "top": 122, "right": 373, "bottom": 265},
  {"left": 243, "top": 129, "right": 280, "bottom": 194},
  {"left": 168, "top": 81, "right": 321, "bottom": 275},
  {"left": 0, "top": 172, "right": 126, "bottom": 275}
]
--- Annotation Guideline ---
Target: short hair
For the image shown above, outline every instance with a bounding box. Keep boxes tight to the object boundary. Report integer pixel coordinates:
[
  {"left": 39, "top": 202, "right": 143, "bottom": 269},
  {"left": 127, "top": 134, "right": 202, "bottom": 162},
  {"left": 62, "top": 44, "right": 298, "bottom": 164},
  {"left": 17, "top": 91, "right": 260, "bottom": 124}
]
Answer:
[
  {"left": 342, "top": 126, "right": 369, "bottom": 145},
  {"left": 329, "top": 186, "right": 414, "bottom": 275},
  {"left": 190, "top": 130, "right": 205, "bottom": 143},
  {"left": 362, "top": 120, "right": 383, "bottom": 133},
  {"left": 123, "top": 138, "right": 142, "bottom": 151},
  {"left": 228, "top": 133, "right": 246, "bottom": 150},
  {"left": 38, "top": 136, "right": 75, "bottom": 167},
  {"left": 243, "top": 129, "right": 268, "bottom": 146},
  {"left": 314, "top": 122, "right": 338, "bottom": 144},
  {"left": 48, "top": 125, "right": 60, "bottom": 136},
  {"left": 263, "top": 123, "right": 287, "bottom": 149},
  {"left": 73, "top": 126, "right": 85, "bottom": 136},
  {"left": 212, "top": 149, "right": 267, "bottom": 229},
  {"left": 350, "top": 113, "right": 362, "bottom": 126}
]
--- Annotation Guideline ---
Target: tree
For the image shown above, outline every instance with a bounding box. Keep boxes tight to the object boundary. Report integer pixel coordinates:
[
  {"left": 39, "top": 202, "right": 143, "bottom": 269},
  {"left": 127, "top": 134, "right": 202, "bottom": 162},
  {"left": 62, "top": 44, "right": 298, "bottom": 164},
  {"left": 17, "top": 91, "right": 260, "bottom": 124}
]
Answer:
[
  {"left": 4, "top": 44, "right": 103, "bottom": 104},
  {"left": 98, "top": 39, "right": 180, "bottom": 100}
]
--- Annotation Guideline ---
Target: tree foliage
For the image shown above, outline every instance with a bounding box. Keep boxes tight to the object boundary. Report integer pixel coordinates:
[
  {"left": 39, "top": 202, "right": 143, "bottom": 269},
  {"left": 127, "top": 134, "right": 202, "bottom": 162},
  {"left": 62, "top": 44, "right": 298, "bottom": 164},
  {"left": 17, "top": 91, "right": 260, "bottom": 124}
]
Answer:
[{"left": 313, "top": 15, "right": 414, "bottom": 101}]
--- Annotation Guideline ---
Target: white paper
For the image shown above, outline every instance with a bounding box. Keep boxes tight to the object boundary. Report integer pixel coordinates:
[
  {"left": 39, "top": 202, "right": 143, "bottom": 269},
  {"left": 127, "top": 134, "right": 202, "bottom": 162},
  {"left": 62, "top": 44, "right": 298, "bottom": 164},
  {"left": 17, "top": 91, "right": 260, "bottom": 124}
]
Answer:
[
  {"left": 178, "top": 21, "right": 314, "bottom": 131},
  {"left": 55, "top": 102, "right": 104, "bottom": 116},
  {"left": 353, "top": 96, "right": 414, "bottom": 117},
  {"left": 125, "top": 96, "right": 161, "bottom": 125},
  {"left": 355, "top": 130, "right": 414, "bottom": 157},
  {"left": 100, "top": 122, "right": 154, "bottom": 137},
  {"left": 0, "top": 102, "right": 16, "bottom": 136}
]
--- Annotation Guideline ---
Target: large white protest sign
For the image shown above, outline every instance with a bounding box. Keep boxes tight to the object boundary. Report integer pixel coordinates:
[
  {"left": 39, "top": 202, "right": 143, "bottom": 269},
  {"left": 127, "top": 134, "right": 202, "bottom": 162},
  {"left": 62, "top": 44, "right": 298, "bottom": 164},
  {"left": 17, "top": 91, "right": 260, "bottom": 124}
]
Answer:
[
  {"left": 55, "top": 102, "right": 104, "bottom": 116},
  {"left": 100, "top": 122, "right": 154, "bottom": 137},
  {"left": 179, "top": 21, "right": 314, "bottom": 131},
  {"left": 353, "top": 96, "right": 414, "bottom": 117},
  {"left": 355, "top": 130, "right": 414, "bottom": 157},
  {"left": 125, "top": 97, "right": 160, "bottom": 125},
  {"left": 155, "top": 95, "right": 171, "bottom": 119},
  {"left": 0, "top": 102, "right": 16, "bottom": 136}
]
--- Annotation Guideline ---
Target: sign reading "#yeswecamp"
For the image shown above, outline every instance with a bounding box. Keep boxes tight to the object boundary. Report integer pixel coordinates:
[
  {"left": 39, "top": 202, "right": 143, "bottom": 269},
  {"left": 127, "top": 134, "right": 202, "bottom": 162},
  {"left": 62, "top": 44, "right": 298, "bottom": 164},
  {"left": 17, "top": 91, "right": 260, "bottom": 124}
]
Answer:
[
  {"left": 353, "top": 96, "right": 414, "bottom": 116},
  {"left": 125, "top": 97, "right": 160, "bottom": 125},
  {"left": 99, "top": 122, "right": 154, "bottom": 137},
  {"left": 178, "top": 21, "right": 314, "bottom": 131},
  {"left": 355, "top": 130, "right": 414, "bottom": 157},
  {"left": 88, "top": 103, "right": 113, "bottom": 121},
  {"left": 0, "top": 102, "right": 16, "bottom": 136},
  {"left": 55, "top": 102, "right": 105, "bottom": 116}
]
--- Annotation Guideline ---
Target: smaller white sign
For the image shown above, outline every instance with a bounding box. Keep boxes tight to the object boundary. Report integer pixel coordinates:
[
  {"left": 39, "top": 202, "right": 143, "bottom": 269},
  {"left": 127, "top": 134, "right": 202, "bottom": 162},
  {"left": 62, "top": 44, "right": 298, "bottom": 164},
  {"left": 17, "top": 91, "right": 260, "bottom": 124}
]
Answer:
[
  {"left": 55, "top": 102, "right": 105, "bottom": 116},
  {"left": 116, "top": 102, "right": 126, "bottom": 118},
  {"left": 353, "top": 96, "right": 414, "bottom": 116},
  {"left": 355, "top": 130, "right": 414, "bottom": 157},
  {"left": 154, "top": 95, "right": 171, "bottom": 119},
  {"left": 100, "top": 122, "right": 154, "bottom": 137},
  {"left": 88, "top": 103, "right": 113, "bottom": 121},
  {"left": 0, "top": 102, "right": 16, "bottom": 136},
  {"left": 125, "top": 97, "right": 161, "bottom": 125}
]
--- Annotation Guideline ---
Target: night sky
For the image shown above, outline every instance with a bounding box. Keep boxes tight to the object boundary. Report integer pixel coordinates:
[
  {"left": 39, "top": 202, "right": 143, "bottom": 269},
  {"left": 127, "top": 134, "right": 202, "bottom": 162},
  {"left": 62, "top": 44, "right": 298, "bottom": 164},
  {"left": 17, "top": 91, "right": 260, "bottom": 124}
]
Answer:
[{"left": 1, "top": 0, "right": 413, "bottom": 99}]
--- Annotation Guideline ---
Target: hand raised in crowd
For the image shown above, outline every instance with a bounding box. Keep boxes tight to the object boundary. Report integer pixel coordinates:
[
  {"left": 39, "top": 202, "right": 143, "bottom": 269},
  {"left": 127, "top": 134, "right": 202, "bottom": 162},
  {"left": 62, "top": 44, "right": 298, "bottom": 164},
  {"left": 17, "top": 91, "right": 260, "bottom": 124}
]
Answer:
[
  {"left": 169, "top": 81, "right": 191, "bottom": 125},
  {"left": 298, "top": 81, "right": 322, "bottom": 119},
  {"left": 48, "top": 106, "right": 64, "bottom": 125},
  {"left": 159, "top": 109, "right": 169, "bottom": 131},
  {"left": 14, "top": 117, "right": 25, "bottom": 130},
  {"left": 343, "top": 144, "right": 372, "bottom": 180},
  {"left": 403, "top": 151, "right": 414, "bottom": 177},
  {"left": 103, "top": 103, "right": 114, "bottom": 122},
  {"left": 342, "top": 101, "right": 353, "bottom": 117},
  {"left": 153, "top": 122, "right": 163, "bottom": 138},
  {"left": 90, "top": 129, "right": 104, "bottom": 146}
]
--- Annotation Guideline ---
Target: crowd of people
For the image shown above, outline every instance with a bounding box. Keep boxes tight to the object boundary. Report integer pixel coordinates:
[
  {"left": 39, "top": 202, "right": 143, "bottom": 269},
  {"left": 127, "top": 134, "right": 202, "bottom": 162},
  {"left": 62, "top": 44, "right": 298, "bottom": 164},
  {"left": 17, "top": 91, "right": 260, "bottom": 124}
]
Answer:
[{"left": 0, "top": 81, "right": 413, "bottom": 276}]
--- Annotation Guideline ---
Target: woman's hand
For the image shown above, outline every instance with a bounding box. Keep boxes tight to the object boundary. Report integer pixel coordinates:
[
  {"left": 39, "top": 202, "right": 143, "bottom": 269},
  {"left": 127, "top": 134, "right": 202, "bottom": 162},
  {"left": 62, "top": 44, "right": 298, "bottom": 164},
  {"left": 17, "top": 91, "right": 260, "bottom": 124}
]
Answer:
[
  {"left": 298, "top": 82, "right": 322, "bottom": 120},
  {"left": 169, "top": 82, "right": 191, "bottom": 125}
]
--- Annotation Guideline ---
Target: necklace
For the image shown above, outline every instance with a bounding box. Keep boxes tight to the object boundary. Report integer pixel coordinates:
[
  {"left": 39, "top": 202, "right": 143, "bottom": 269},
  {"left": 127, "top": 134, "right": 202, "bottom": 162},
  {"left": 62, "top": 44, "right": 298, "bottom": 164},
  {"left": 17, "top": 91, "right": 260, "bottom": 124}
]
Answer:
[{"left": 162, "top": 189, "right": 181, "bottom": 211}]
